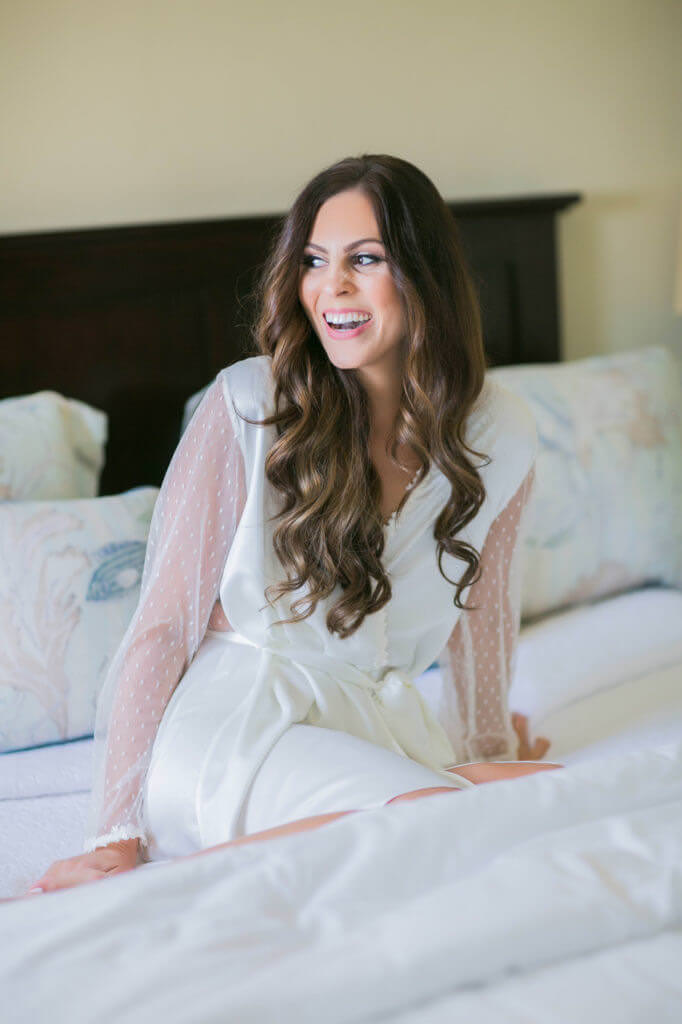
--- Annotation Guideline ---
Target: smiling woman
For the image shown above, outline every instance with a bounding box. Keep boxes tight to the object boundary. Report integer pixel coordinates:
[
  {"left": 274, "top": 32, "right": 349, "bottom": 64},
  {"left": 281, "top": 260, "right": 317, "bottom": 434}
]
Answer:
[
  {"left": 28, "top": 154, "right": 551, "bottom": 896},
  {"left": 245, "top": 156, "right": 498, "bottom": 637}
]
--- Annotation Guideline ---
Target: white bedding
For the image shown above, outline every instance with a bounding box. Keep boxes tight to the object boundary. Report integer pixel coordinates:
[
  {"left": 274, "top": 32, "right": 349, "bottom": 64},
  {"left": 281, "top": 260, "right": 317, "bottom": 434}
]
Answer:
[
  {"left": 1, "top": 738, "right": 681, "bottom": 1022},
  {"left": 0, "top": 789, "right": 90, "bottom": 901},
  {"left": 1, "top": 586, "right": 681, "bottom": 1021}
]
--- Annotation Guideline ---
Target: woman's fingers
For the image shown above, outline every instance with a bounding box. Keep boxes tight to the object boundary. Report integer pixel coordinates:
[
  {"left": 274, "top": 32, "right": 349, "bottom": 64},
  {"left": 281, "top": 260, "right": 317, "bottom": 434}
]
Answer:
[
  {"left": 25, "top": 847, "right": 139, "bottom": 895},
  {"left": 511, "top": 711, "right": 551, "bottom": 760},
  {"left": 511, "top": 711, "right": 529, "bottom": 757},
  {"left": 27, "top": 868, "right": 108, "bottom": 894},
  {"left": 530, "top": 735, "right": 551, "bottom": 759},
  {"left": 26, "top": 855, "right": 108, "bottom": 894}
]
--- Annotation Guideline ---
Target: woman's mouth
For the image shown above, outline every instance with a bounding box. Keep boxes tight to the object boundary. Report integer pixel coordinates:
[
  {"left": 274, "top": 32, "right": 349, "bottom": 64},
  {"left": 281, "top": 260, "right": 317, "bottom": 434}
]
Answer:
[{"left": 322, "top": 313, "right": 373, "bottom": 339}]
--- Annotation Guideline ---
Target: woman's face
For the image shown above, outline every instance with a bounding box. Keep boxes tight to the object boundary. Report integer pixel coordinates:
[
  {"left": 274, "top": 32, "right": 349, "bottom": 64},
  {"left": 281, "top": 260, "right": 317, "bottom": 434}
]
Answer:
[{"left": 298, "top": 188, "right": 407, "bottom": 377}]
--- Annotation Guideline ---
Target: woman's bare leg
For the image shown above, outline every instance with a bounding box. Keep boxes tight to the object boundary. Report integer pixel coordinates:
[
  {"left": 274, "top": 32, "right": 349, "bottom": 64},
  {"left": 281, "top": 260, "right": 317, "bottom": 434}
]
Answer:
[
  {"left": 445, "top": 761, "right": 563, "bottom": 785},
  {"left": 164, "top": 761, "right": 563, "bottom": 867},
  {"left": 177, "top": 809, "right": 362, "bottom": 862},
  {"left": 168, "top": 789, "right": 461, "bottom": 865}
]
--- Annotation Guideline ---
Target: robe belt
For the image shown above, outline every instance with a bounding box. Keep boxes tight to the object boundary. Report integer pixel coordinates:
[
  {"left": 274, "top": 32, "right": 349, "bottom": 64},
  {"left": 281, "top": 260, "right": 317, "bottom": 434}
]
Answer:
[
  {"left": 205, "top": 627, "right": 460, "bottom": 773},
  {"left": 208, "top": 628, "right": 407, "bottom": 695}
]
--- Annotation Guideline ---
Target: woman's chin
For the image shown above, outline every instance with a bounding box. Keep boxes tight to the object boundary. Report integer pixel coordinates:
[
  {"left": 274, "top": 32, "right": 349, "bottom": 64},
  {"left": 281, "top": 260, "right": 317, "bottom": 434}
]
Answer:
[{"left": 320, "top": 345, "right": 369, "bottom": 370}]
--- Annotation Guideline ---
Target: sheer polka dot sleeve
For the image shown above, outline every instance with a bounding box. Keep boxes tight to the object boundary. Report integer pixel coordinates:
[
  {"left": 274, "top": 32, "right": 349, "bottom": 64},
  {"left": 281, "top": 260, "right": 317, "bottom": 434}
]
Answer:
[
  {"left": 82, "top": 371, "right": 247, "bottom": 856},
  {"left": 436, "top": 462, "right": 537, "bottom": 762}
]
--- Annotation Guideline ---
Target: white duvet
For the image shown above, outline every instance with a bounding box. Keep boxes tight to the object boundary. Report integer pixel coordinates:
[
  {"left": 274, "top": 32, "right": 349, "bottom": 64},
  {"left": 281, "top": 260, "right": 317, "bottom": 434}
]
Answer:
[{"left": 2, "top": 737, "right": 681, "bottom": 1023}]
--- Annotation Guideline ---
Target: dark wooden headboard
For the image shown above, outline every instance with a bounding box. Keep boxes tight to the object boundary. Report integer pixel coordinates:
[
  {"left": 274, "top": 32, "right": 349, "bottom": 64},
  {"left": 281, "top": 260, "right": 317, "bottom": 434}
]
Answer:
[{"left": 0, "top": 192, "right": 580, "bottom": 496}]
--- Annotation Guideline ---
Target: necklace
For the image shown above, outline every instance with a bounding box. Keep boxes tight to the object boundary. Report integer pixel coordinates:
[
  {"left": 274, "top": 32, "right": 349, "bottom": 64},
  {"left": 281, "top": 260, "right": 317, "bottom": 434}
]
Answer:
[{"left": 381, "top": 465, "right": 422, "bottom": 527}]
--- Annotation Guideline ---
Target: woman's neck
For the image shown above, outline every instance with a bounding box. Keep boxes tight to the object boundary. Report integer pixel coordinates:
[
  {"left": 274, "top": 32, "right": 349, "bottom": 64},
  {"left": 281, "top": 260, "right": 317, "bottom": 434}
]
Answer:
[{"left": 356, "top": 355, "right": 404, "bottom": 446}]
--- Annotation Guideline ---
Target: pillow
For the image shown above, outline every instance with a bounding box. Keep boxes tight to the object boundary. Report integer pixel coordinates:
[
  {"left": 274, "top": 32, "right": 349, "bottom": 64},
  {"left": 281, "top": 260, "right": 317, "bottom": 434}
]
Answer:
[
  {"left": 0, "top": 487, "right": 158, "bottom": 753},
  {"left": 518, "top": 659, "right": 682, "bottom": 767},
  {"left": 0, "top": 391, "right": 107, "bottom": 500},
  {"left": 489, "top": 345, "right": 682, "bottom": 622},
  {"left": 508, "top": 584, "right": 682, "bottom": 723}
]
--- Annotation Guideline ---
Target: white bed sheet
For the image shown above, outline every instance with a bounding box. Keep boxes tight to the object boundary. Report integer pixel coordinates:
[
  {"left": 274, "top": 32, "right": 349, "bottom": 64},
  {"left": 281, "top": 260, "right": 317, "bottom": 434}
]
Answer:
[
  {"left": 0, "top": 791, "right": 90, "bottom": 900},
  {"left": 0, "top": 736, "right": 92, "bottom": 800},
  {"left": 0, "top": 738, "right": 92, "bottom": 898}
]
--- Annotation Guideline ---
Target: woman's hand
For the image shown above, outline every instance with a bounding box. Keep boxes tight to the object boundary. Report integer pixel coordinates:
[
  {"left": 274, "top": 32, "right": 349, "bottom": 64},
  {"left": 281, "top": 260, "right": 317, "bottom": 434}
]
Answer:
[
  {"left": 512, "top": 711, "right": 551, "bottom": 760},
  {"left": 24, "top": 838, "right": 140, "bottom": 896}
]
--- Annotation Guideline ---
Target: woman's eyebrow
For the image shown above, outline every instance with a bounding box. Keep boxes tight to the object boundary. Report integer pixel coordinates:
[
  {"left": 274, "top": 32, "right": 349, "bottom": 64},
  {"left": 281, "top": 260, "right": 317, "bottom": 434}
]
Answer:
[{"left": 305, "top": 237, "right": 384, "bottom": 253}]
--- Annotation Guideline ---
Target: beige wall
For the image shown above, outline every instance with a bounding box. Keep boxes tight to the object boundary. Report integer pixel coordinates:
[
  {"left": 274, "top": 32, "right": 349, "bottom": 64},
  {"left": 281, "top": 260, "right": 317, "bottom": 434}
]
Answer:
[{"left": 1, "top": 0, "right": 680, "bottom": 361}]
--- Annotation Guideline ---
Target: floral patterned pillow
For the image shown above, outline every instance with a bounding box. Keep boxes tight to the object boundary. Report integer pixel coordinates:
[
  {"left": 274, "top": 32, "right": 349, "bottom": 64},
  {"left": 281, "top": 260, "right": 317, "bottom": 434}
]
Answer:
[
  {"left": 489, "top": 345, "right": 682, "bottom": 623},
  {"left": 0, "top": 487, "right": 158, "bottom": 752},
  {"left": 0, "top": 391, "right": 107, "bottom": 500}
]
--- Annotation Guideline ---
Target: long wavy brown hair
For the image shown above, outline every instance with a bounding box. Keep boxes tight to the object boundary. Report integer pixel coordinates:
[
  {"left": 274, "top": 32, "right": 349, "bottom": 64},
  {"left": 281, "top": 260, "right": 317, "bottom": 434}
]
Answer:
[{"left": 237, "top": 154, "right": 491, "bottom": 639}]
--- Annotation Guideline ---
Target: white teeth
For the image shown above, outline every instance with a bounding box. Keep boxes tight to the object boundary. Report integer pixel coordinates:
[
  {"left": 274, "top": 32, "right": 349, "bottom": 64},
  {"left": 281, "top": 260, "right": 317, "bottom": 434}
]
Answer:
[{"left": 324, "top": 311, "right": 371, "bottom": 325}]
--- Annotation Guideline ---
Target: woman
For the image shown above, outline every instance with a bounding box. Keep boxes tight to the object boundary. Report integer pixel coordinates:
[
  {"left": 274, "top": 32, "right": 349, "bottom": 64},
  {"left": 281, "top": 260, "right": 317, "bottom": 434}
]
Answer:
[{"left": 26, "top": 154, "right": 559, "bottom": 895}]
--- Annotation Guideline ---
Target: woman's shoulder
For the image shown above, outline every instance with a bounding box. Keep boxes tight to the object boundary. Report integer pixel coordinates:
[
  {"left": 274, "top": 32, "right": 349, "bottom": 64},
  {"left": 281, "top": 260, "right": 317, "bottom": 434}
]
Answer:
[
  {"left": 217, "top": 354, "right": 275, "bottom": 424},
  {"left": 466, "top": 374, "right": 537, "bottom": 456},
  {"left": 218, "top": 353, "right": 273, "bottom": 393},
  {"left": 465, "top": 374, "right": 538, "bottom": 509}
]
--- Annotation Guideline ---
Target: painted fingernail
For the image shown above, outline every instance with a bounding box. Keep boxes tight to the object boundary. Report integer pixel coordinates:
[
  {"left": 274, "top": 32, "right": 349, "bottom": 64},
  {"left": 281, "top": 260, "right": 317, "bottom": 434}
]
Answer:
[{"left": 27, "top": 887, "right": 43, "bottom": 894}]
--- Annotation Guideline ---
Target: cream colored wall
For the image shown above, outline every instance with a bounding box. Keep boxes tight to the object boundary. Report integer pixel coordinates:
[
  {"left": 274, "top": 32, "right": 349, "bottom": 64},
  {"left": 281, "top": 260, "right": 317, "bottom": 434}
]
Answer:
[{"left": 1, "top": 0, "right": 680, "bottom": 360}]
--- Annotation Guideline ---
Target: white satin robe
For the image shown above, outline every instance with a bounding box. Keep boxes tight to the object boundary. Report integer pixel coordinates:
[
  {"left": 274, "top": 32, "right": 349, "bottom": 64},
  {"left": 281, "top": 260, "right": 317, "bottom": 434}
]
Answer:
[{"left": 83, "top": 354, "right": 538, "bottom": 860}]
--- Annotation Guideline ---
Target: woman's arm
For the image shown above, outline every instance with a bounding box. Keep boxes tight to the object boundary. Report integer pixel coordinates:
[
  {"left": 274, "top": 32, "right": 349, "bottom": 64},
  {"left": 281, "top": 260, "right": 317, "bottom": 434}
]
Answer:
[
  {"left": 83, "top": 372, "right": 247, "bottom": 859},
  {"left": 436, "top": 463, "right": 551, "bottom": 762}
]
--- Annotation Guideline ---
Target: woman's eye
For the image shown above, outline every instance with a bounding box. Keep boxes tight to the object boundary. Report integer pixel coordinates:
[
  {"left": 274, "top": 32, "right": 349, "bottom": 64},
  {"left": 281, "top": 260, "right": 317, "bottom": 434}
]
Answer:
[
  {"left": 354, "top": 253, "right": 380, "bottom": 266},
  {"left": 300, "top": 253, "right": 382, "bottom": 270}
]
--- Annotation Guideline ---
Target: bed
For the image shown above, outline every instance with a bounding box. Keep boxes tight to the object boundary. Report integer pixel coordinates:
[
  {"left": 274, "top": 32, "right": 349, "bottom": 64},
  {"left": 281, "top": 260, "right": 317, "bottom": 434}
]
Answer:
[{"left": 1, "top": 193, "right": 682, "bottom": 1023}]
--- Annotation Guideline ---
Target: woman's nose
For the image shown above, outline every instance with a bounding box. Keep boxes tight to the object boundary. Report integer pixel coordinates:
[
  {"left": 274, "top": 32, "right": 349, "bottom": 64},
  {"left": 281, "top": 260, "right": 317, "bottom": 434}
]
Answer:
[{"left": 322, "top": 262, "right": 353, "bottom": 294}]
